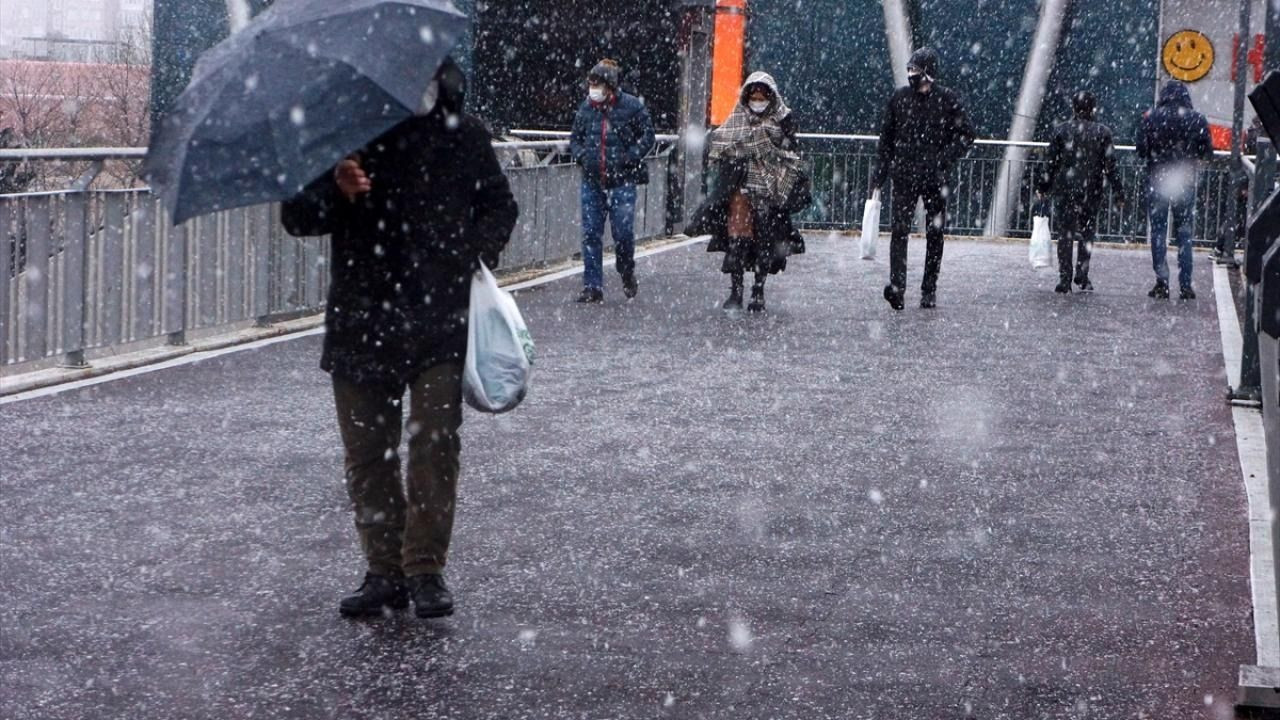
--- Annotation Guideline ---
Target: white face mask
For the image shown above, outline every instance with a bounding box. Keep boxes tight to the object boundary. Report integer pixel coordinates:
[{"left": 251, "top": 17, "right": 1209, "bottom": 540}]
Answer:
[
  {"left": 588, "top": 87, "right": 606, "bottom": 103},
  {"left": 416, "top": 79, "right": 440, "bottom": 116},
  {"left": 748, "top": 100, "right": 770, "bottom": 114}
]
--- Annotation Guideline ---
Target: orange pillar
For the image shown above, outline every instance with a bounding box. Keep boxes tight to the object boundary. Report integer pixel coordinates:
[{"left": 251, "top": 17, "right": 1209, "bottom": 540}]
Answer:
[{"left": 709, "top": 0, "right": 747, "bottom": 126}]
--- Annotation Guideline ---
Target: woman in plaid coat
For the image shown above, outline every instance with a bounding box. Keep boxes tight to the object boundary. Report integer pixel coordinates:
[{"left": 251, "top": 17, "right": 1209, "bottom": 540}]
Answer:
[{"left": 687, "top": 72, "right": 808, "bottom": 313}]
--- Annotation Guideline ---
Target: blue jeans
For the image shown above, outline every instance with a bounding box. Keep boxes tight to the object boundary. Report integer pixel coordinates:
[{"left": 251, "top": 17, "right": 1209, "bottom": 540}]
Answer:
[
  {"left": 1148, "top": 188, "right": 1195, "bottom": 289},
  {"left": 581, "top": 181, "right": 637, "bottom": 290}
]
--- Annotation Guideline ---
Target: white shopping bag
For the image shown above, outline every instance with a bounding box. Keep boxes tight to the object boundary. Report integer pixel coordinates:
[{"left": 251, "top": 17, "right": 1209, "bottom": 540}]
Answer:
[
  {"left": 462, "top": 263, "right": 534, "bottom": 414},
  {"left": 859, "top": 190, "right": 881, "bottom": 260},
  {"left": 1029, "top": 215, "right": 1054, "bottom": 269}
]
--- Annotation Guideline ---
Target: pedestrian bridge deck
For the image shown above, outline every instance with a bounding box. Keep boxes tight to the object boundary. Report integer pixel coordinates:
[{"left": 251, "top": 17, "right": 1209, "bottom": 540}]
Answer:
[{"left": 0, "top": 235, "right": 1252, "bottom": 718}]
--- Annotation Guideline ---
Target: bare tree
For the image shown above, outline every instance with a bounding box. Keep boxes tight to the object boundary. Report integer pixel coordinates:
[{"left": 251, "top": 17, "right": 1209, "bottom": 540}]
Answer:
[
  {"left": 0, "top": 60, "right": 69, "bottom": 148},
  {"left": 93, "top": 8, "right": 153, "bottom": 187},
  {"left": 100, "top": 8, "right": 152, "bottom": 150}
]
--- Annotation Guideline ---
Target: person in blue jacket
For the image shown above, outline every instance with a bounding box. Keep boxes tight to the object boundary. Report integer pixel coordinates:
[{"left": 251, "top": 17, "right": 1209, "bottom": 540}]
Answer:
[
  {"left": 1136, "top": 80, "right": 1214, "bottom": 300},
  {"left": 568, "top": 59, "right": 656, "bottom": 303}
]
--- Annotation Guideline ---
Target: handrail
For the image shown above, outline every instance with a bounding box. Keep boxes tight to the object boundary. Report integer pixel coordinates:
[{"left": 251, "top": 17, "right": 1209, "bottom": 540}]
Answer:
[
  {"left": 0, "top": 138, "right": 609, "bottom": 162},
  {"left": 510, "top": 129, "right": 681, "bottom": 142},
  {"left": 0, "top": 135, "right": 1244, "bottom": 163},
  {"left": 0, "top": 147, "right": 146, "bottom": 161},
  {"left": 508, "top": 127, "right": 1246, "bottom": 158},
  {"left": 491, "top": 140, "right": 567, "bottom": 149}
]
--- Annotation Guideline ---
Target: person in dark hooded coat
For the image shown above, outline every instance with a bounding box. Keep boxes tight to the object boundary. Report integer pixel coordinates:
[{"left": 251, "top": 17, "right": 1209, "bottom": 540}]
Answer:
[
  {"left": 871, "top": 47, "right": 975, "bottom": 310},
  {"left": 1036, "top": 91, "right": 1124, "bottom": 293},
  {"left": 686, "top": 71, "right": 808, "bottom": 313},
  {"left": 1136, "top": 80, "right": 1213, "bottom": 299},
  {"left": 281, "top": 58, "right": 518, "bottom": 620}
]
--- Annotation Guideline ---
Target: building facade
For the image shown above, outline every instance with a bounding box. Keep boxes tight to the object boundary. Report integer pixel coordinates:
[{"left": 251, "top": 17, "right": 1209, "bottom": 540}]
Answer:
[{"left": 0, "top": 0, "right": 152, "bottom": 61}]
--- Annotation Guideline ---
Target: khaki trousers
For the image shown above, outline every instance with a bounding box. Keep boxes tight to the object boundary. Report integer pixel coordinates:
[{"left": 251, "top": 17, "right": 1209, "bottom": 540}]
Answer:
[{"left": 332, "top": 363, "right": 462, "bottom": 578}]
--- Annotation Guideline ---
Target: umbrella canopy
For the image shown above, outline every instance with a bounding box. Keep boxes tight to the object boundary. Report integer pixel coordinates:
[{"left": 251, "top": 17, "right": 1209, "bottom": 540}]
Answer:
[{"left": 143, "top": 0, "right": 468, "bottom": 225}]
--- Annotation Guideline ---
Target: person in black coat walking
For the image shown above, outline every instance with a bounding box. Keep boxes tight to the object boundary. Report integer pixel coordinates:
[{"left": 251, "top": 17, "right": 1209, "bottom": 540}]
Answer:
[
  {"left": 686, "top": 71, "right": 807, "bottom": 313},
  {"left": 281, "top": 59, "right": 518, "bottom": 620},
  {"left": 1036, "top": 91, "right": 1124, "bottom": 293},
  {"left": 568, "top": 59, "right": 656, "bottom": 303},
  {"left": 1136, "top": 80, "right": 1213, "bottom": 299},
  {"left": 871, "top": 47, "right": 975, "bottom": 310}
]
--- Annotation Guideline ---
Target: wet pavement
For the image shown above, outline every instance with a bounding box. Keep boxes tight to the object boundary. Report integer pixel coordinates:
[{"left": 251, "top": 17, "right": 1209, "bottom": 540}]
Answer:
[{"left": 0, "top": 236, "right": 1253, "bottom": 719}]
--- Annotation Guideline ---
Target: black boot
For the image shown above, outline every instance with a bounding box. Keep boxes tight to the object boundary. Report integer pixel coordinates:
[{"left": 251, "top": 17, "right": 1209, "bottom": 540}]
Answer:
[
  {"left": 919, "top": 292, "right": 936, "bottom": 309},
  {"left": 748, "top": 274, "right": 766, "bottom": 313},
  {"left": 883, "top": 284, "right": 904, "bottom": 311},
  {"left": 722, "top": 273, "right": 744, "bottom": 311},
  {"left": 1148, "top": 281, "right": 1169, "bottom": 299},
  {"left": 407, "top": 573, "right": 454, "bottom": 618},
  {"left": 1179, "top": 285, "right": 1196, "bottom": 300},
  {"left": 621, "top": 272, "right": 638, "bottom": 299},
  {"left": 339, "top": 573, "right": 408, "bottom": 617},
  {"left": 574, "top": 287, "right": 604, "bottom": 304},
  {"left": 1054, "top": 279, "right": 1071, "bottom": 294}
]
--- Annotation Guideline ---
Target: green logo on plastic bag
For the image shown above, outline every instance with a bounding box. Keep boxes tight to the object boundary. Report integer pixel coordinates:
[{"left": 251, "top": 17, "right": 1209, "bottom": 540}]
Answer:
[{"left": 518, "top": 329, "right": 535, "bottom": 364}]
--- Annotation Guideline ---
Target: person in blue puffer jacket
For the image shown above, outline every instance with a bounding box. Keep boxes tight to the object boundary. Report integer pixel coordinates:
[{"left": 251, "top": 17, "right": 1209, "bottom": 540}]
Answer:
[{"left": 568, "top": 59, "right": 656, "bottom": 303}]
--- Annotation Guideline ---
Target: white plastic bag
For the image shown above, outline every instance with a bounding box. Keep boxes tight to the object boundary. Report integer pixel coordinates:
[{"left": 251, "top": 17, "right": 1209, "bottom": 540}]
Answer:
[
  {"left": 1029, "top": 215, "right": 1054, "bottom": 269},
  {"left": 462, "top": 263, "right": 534, "bottom": 414},
  {"left": 859, "top": 190, "right": 881, "bottom": 260}
]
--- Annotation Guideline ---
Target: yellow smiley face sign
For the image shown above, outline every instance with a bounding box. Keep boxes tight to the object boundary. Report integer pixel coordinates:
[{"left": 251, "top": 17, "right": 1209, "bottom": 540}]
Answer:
[{"left": 1163, "top": 30, "right": 1214, "bottom": 82}]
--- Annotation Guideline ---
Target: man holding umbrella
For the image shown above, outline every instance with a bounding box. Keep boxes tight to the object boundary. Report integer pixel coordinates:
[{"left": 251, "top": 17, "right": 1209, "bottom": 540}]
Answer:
[
  {"left": 871, "top": 47, "right": 975, "bottom": 310},
  {"left": 145, "top": 0, "right": 519, "bottom": 621},
  {"left": 281, "top": 58, "right": 517, "bottom": 619}
]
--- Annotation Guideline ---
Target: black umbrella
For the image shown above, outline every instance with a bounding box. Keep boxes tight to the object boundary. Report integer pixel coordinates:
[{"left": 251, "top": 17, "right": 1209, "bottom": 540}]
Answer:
[{"left": 143, "top": 0, "right": 468, "bottom": 225}]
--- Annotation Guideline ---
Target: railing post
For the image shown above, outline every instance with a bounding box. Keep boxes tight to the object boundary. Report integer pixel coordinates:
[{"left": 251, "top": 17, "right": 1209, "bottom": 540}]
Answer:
[
  {"left": 1253, "top": 139, "right": 1276, "bottom": 212},
  {"left": 58, "top": 191, "right": 91, "bottom": 368},
  {"left": 58, "top": 161, "right": 101, "bottom": 369},
  {"left": 0, "top": 197, "right": 11, "bottom": 368},
  {"left": 164, "top": 212, "right": 188, "bottom": 346},
  {"left": 252, "top": 205, "right": 272, "bottom": 327},
  {"left": 1235, "top": 283, "right": 1263, "bottom": 404}
]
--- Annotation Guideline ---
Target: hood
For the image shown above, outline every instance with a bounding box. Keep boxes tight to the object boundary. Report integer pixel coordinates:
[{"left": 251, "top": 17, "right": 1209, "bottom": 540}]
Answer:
[
  {"left": 436, "top": 56, "right": 466, "bottom": 114},
  {"left": 908, "top": 47, "right": 940, "bottom": 79},
  {"left": 1072, "top": 90, "right": 1097, "bottom": 120},
  {"left": 1158, "top": 80, "right": 1192, "bottom": 110},
  {"left": 739, "top": 71, "right": 791, "bottom": 119}
]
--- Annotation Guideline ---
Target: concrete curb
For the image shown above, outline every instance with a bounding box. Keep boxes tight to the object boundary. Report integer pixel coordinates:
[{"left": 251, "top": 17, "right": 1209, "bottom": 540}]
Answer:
[
  {"left": 0, "top": 316, "right": 326, "bottom": 397},
  {"left": 1217, "top": 263, "right": 1280, "bottom": 707}
]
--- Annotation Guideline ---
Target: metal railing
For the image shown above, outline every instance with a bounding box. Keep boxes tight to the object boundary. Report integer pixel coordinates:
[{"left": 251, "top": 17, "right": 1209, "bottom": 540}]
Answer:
[
  {"left": 1, "top": 142, "right": 672, "bottom": 374},
  {"left": 789, "top": 134, "right": 1242, "bottom": 244},
  {"left": 512, "top": 129, "right": 1243, "bottom": 245},
  {"left": 1, "top": 189, "right": 328, "bottom": 370},
  {"left": 1, "top": 128, "right": 1238, "bottom": 374}
]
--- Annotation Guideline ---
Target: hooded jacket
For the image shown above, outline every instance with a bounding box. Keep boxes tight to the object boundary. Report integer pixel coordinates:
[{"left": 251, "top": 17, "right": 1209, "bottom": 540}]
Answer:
[
  {"left": 1038, "top": 106, "right": 1123, "bottom": 209},
  {"left": 872, "top": 49, "right": 975, "bottom": 190},
  {"left": 569, "top": 89, "right": 656, "bottom": 189},
  {"left": 685, "top": 72, "right": 807, "bottom": 274},
  {"left": 281, "top": 62, "right": 519, "bottom": 385},
  {"left": 1137, "top": 81, "right": 1213, "bottom": 177}
]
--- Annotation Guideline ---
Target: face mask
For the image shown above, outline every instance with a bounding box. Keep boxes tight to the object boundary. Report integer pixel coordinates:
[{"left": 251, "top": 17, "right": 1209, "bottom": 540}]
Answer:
[
  {"left": 907, "top": 72, "right": 927, "bottom": 91},
  {"left": 588, "top": 87, "right": 606, "bottom": 103},
  {"left": 416, "top": 79, "right": 439, "bottom": 116},
  {"left": 748, "top": 100, "right": 770, "bottom": 114}
]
